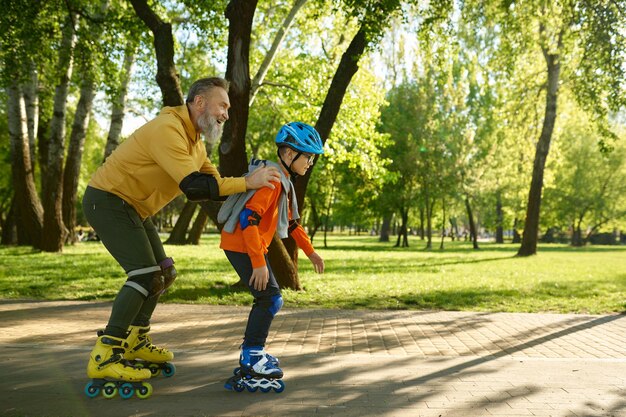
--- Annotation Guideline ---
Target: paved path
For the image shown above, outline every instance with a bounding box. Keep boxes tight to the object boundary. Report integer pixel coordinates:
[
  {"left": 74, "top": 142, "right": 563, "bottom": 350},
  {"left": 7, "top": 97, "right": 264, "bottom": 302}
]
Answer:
[{"left": 0, "top": 300, "right": 624, "bottom": 417}]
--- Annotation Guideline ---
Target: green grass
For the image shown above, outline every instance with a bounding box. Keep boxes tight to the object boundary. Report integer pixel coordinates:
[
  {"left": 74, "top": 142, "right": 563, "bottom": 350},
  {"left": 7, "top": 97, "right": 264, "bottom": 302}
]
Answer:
[{"left": 0, "top": 234, "right": 624, "bottom": 314}]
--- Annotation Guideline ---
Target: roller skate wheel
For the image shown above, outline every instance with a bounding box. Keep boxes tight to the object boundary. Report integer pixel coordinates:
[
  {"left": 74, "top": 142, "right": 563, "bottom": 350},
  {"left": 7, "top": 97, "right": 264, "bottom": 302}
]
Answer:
[
  {"left": 102, "top": 382, "right": 118, "bottom": 399},
  {"left": 274, "top": 380, "right": 285, "bottom": 393},
  {"left": 84, "top": 382, "right": 100, "bottom": 398},
  {"left": 148, "top": 364, "right": 160, "bottom": 376},
  {"left": 246, "top": 385, "right": 258, "bottom": 393},
  {"left": 162, "top": 362, "right": 176, "bottom": 377},
  {"left": 119, "top": 382, "right": 135, "bottom": 399},
  {"left": 260, "top": 386, "right": 272, "bottom": 393},
  {"left": 232, "top": 367, "right": 240, "bottom": 375},
  {"left": 136, "top": 382, "right": 153, "bottom": 399}
]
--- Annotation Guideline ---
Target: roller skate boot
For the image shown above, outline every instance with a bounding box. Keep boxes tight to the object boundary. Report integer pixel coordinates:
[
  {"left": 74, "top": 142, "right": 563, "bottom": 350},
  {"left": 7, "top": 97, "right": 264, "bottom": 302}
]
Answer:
[
  {"left": 85, "top": 335, "right": 153, "bottom": 399},
  {"left": 124, "top": 325, "right": 176, "bottom": 378},
  {"left": 224, "top": 346, "right": 285, "bottom": 393}
]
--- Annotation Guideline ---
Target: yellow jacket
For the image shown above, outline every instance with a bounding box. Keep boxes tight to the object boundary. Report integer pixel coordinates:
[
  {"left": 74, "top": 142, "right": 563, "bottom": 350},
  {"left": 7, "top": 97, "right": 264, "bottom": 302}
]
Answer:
[{"left": 89, "top": 104, "right": 245, "bottom": 219}]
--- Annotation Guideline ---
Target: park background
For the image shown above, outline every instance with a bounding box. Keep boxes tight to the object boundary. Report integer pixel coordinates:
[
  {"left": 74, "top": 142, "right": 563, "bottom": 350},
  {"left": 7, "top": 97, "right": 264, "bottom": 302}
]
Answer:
[{"left": 0, "top": 0, "right": 625, "bottom": 314}]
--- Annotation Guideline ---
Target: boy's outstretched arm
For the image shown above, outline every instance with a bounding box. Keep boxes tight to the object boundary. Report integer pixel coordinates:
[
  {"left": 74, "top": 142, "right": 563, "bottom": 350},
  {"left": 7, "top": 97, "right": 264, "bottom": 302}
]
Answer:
[
  {"left": 307, "top": 251, "right": 324, "bottom": 274},
  {"left": 289, "top": 220, "right": 324, "bottom": 274}
]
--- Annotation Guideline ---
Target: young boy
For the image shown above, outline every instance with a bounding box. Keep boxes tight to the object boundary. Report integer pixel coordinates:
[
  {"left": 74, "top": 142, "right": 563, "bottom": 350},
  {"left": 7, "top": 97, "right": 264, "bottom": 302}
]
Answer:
[{"left": 219, "top": 122, "right": 325, "bottom": 393}]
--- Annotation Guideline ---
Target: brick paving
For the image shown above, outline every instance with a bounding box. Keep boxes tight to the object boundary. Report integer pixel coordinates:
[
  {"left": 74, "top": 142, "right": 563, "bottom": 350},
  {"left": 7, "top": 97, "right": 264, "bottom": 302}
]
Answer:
[{"left": 0, "top": 300, "right": 624, "bottom": 417}]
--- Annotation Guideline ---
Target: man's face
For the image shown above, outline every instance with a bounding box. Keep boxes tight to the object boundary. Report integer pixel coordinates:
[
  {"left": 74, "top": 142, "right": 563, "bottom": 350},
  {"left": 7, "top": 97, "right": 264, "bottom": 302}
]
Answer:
[{"left": 196, "top": 87, "right": 230, "bottom": 145}]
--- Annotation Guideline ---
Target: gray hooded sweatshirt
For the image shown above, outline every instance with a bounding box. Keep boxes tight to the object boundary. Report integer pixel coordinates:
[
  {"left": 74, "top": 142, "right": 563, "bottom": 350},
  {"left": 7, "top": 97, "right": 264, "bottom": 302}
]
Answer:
[{"left": 217, "top": 159, "right": 299, "bottom": 238}]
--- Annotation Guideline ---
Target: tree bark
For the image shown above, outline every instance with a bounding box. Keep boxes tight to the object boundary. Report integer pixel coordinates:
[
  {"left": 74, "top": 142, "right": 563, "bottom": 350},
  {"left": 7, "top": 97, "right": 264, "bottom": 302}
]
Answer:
[
  {"left": 104, "top": 40, "right": 136, "bottom": 161},
  {"left": 63, "top": 79, "right": 95, "bottom": 244},
  {"left": 1, "top": 199, "right": 17, "bottom": 245},
  {"left": 267, "top": 234, "right": 301, "bottom": 290},
  {"left": 165, "top": 202, "right": 197, "bottom": 245},
  {"left": 439, "top": 198, "right": 446, "bottom": 250},
  {"left": 129, "top": 0, "right": 183, "bottom": 107},
  {"left": 7, "top": 83, "right": 44, "bottom": 246},
  {"left": 495, "top": 191, "right": 504, "bottom": 243},
  {"left": 40, "top": 13, "right": 76, "bottom": 252},
  {"left": 512, "top": 218, "right": 522, "bottom": 243},
  {"left": 518, "top": 37, "right": 562, "bottom": 256},
  {"left": 379, "top": 214, "right": 391, "bottom": 242},
  {"left": 22, "top": 62, "right": 38, "bottom": 172},
  {"left": 220, "top": 0, "right": 257, "bottom": 177},
  {"left": 465, "top": 195, "right": 479, "bottom": 250},
  {"left": 187, "top": 209, "right": 209, "bottom": 244},
  {"left": 425, "top": 196, "right": 433, "bottom": 250}
]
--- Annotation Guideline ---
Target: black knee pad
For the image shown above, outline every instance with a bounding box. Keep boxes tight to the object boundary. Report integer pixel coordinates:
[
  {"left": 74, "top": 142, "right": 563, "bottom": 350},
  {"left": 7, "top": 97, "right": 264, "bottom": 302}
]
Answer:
[
  {"left": 125, "top": 266, "right": 164, "bottom": 298},
  {"left": 255, "top": 294, "right": 283, "bottom": 317},
  {"left": 159, "top": 257, "right": 177, "bottom": 291}
]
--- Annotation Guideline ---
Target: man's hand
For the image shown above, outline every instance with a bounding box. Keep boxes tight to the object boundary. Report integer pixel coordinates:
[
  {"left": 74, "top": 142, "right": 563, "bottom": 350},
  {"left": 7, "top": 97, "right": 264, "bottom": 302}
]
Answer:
[
  {"left": 245, "top": 165, "right": 281, "bottom": 190},
  {"left": 308, "top": 252, "right": 325, "bottom": 274},
  {"left": 249, "top": 265, "right": 269, "bottom": 290}
]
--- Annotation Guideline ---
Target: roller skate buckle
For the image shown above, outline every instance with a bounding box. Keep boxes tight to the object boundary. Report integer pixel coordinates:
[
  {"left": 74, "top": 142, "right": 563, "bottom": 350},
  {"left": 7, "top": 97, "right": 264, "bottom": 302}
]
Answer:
[{"left": 129, "top": 359, "right": 176, "bottom": 378}]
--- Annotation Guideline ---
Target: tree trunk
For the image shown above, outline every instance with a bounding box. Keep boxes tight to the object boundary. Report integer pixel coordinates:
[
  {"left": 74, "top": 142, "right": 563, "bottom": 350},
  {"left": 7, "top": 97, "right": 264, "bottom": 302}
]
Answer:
[
  {"left": 512, "top": 218, "right": 522, "bottom": 243},
  {"left": 267, "top": 234, "right": 301, "bottom": 290},
  {"left": 518, "top": 42, "right": 561, "bottom": 256},
  {"left": 394, "top": 208, "right": 409, "bottom": 248},
  {"left": 417, "top": 207, "right": 424, "bottom": 239},
  {"left": 104, "top": 40, "right": 137, "bottom": 161},
  {"left": 129, "top": 0, "right": 183, "bottom": 107},
  {"left": 465, "top": 195, "right": 479, "bottom": 250},
  {"left": 293, "top": 27, "right": 366, "bottom": 212},
  {"left": 249, "top": 0, "right": 308, "bottom": 106},
  {"left": 379, "top": 214, "right": 391, "bottom": 242},
  {"left": 440, "top": 198, "right": 446, "bottom": 250},
  {"left": 425, "top": 197, "right": 433, "bottom": 250},
  {"left": 495, "top": 191, "right": 504, "bottom": 243},
  {"left": 571, "top": 222, "right": 583, "bottom": 247},
  {"left": 40, "top": 13, "right": 76, "bottom": 252},
  {"left": 22, "top": 62, "right": 38, "bottom": 172},
  {"left": 165, "top": 202, "right": 197, "bottom": 245},
  {"left": 281, "top": 26, "right": 367, "bottom": 270},
  {"left": 63, "top": 79, "right": 95, "bottom": 244},
  {"left": 7, "top": 82, "right": 44, "bottom": 246},
  {"left": 1, "top": 199, "right": 17, "bottom": 245},
  {"left": 219, "top": 0, "right": 257, "bottom": 177},
  {"left": 187, "top": 209, "right": 209, "bottom": 244}
]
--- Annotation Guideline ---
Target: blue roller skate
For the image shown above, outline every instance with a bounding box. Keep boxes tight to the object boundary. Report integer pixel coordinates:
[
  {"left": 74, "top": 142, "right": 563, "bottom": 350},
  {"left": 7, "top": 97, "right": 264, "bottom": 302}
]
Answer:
[{"left": 224, "top": 346, "right": 285, "bottom": 393}]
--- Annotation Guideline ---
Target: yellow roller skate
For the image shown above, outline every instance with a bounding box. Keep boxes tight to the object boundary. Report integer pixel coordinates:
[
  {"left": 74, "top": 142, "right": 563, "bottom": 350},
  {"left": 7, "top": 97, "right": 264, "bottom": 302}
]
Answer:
[
  {"left": 85, "top": 335, "right": 153, "bottom": 399},
  {"left": 125, "top": 325, "right": 176, "bottom": 378}
]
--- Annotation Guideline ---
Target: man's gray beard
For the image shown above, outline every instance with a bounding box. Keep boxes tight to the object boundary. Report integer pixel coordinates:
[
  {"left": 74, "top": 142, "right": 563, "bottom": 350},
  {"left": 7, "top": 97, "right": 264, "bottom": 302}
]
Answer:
[{"left": 198, "top": 111, "right": 223, "bottom": 145}]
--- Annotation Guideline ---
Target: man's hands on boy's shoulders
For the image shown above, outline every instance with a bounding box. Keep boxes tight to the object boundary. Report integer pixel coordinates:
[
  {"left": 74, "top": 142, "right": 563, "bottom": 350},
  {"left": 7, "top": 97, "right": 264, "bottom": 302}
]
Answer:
[{"left": 245, "top": 165, "right": 281, "bottom": 190}]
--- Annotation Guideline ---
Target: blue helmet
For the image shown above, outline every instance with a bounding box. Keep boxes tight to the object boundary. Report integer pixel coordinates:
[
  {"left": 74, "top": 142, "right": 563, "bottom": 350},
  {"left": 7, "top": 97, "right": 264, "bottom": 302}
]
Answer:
[{"left": 275, "top": 122, "right": 324, "bottom": 155}]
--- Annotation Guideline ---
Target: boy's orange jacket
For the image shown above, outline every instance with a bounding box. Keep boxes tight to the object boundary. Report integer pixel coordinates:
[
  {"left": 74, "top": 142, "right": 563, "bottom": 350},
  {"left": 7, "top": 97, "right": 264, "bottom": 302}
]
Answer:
[{"left": 220, "top": 179, "right": 314, "bottom": 268}]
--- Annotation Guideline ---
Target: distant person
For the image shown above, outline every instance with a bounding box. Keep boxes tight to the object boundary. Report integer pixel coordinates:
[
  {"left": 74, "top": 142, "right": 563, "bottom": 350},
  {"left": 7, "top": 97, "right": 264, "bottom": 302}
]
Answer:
[
  {"left": 81, "top": 77, "right": 281, "bottom": 397},
  {"left": 219, "top": 122, "right": 325, "bottom": 393}
]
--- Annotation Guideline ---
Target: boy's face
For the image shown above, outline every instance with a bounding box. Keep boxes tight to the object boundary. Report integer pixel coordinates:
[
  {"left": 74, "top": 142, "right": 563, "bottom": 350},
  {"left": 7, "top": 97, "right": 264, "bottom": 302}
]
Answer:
[{"left": 289, "top": 150, "right": 315, "bottom": 176}]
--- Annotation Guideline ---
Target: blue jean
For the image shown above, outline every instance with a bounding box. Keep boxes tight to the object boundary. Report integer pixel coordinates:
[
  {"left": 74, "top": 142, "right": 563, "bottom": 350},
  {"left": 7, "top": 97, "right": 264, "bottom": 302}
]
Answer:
[{"left": 224, "top": 250, "right": 281, "bottom": 347}]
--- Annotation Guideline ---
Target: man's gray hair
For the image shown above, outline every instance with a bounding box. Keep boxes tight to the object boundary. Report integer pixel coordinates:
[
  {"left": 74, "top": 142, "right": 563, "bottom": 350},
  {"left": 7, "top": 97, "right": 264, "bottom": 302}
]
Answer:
[{"left": 186, "top": 77, "right": 230, "bottom": 103}]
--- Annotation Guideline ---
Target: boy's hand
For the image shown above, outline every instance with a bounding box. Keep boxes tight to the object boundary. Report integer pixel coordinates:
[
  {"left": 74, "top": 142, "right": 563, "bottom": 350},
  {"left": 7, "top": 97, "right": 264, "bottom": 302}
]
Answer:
[
  {"left": 249, "top": 266, "right": 269, "bottom": 290},
  {"left": 308, "top": 252, "right": 324, "bottom": 274},
  {"left": 245, "top": 165, "right": 281, "bottom": 190}
]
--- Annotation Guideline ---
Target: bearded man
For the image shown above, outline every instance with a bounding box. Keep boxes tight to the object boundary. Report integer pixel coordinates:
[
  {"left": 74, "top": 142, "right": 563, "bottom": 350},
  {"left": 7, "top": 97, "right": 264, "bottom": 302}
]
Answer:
[{"left": 82, "top": 77, "right": 280, "bottom": 389}]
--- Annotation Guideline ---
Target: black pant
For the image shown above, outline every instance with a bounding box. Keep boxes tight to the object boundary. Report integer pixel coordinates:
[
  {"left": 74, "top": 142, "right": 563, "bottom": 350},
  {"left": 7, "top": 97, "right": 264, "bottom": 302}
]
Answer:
[
  {"left": 83, "top": 186, "right": 166, "bottom": 335},
  {"left": 224, "top": 250, "right": 281, "bottom": 348}
]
